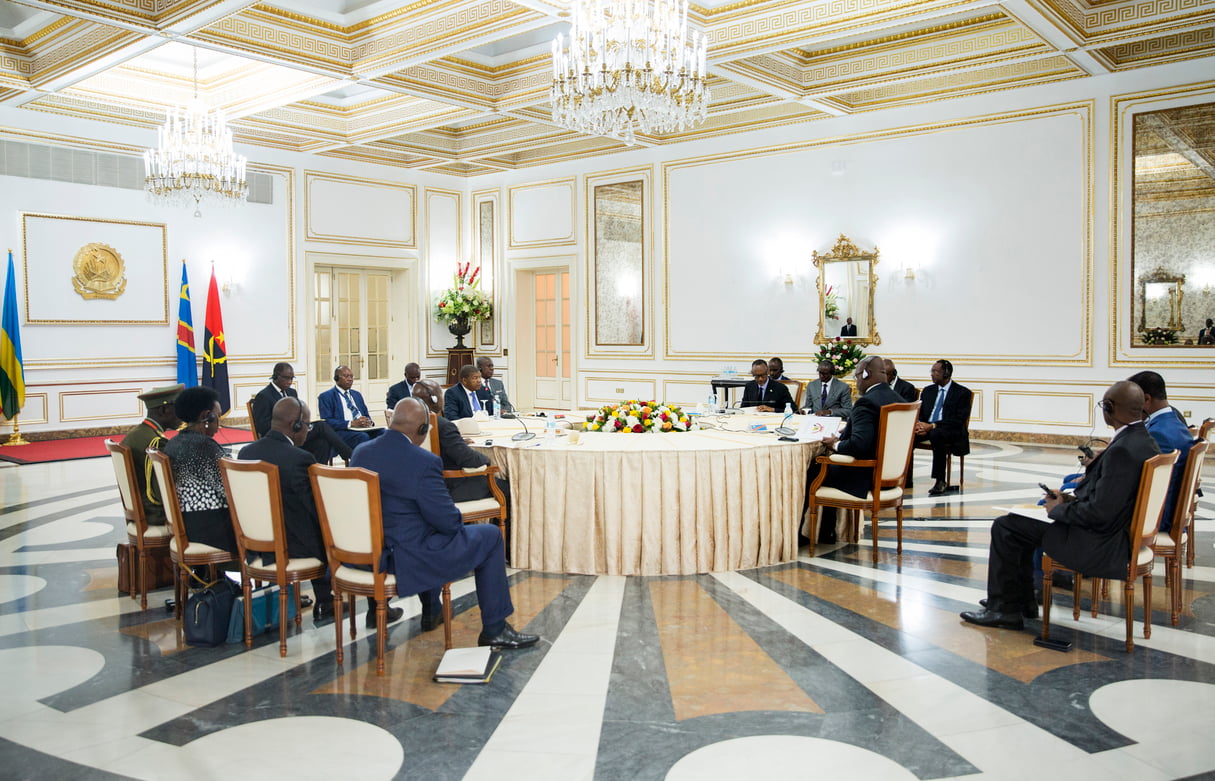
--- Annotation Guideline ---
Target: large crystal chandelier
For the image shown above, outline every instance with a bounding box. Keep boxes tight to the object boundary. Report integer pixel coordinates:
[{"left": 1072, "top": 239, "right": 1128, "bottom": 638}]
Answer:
[
  {"left": 551, "top": 0, "right": 709, "bottom": 145},
  {"left": 144, "top": 47, "right": 247, "bottom": 217}
]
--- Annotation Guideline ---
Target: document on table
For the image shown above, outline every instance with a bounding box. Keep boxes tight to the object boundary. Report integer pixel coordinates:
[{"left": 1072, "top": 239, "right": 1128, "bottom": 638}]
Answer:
[
  {"left": 994, "top": 505, "right": 1053, "bottom": 523},
  {"left": 794, "top": 416, "right": 843, "bottom": 442}
]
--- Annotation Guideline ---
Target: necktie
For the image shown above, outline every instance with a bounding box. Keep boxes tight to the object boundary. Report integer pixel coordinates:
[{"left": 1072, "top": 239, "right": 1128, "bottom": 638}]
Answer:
[
  {"left": 471, "top": 391, "right": 482, "bottom": 412},
  {"left": 820, "top": 382, "right": 828, "bottom": 407},
  {"left": 930, "top": 388, "right": 945, "bottom": 423},
  {"left": 342, "top": 391, "right": 360, "bottom": 417}
]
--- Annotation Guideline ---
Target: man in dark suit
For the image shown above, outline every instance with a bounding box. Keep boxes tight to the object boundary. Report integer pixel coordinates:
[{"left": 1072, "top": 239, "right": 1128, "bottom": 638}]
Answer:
[
  {"left": 810, "top": 355, "right": 903, "bottom": 544},
  {"left": 962, "top": 381, "right": 1161, "bottom": 630},
  {"left": 120, "top": 383, "right": 182, "bottom": 527},
  {"left": 768, "top": 357, "right": 789, "bottom": 381},
  {"left": 913, "top": 359, "right": 972, "bottom": 495},
  {"left": 444, "top": 364, "right": 491, "bottom": 420},
  {"left": 317, "top": 365, "right": 378, "bottom": 452},
  {"left": 413, "top": 379, "right": 509, "bottom": 505},
  {"left": 740, "top": 358, "right": 794, "bottom": 412},
  {"left": 385, "top": 362, "right": 421, "bottom": 410},
  {"left": 840, "top": 317, "right": 857, "bottom": 337},
  {"left": 252, "top": 362, "right": 352, "bottom": 463},
  {"left": 475, "top": 356, "right": 514, "bottom": 414},
  {"left": 239, "top": 398, "right": 400, "bottom": 629},
  {"left": 804, "top": 361, "right": 853, "bottom": 418},
  {"left": 1129, "top": 371, "right": 1195, "bottom": 532},
  {"left": 883, "top": 359, "right": 917, "bottom": 403},
  {"left": 350, "top": 398, "right": 538, "bottom": 649}
]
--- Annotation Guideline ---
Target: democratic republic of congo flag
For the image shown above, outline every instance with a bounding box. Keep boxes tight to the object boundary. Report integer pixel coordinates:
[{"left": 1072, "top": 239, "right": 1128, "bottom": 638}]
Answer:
[
  {"left": 0, "top": 250, "right": 25, "bottom": 420},
  {"left": 201, "top": 264, "right": 230, "bottom": 415},
  {"left": 176, "top": 261, "right": 197, "bottom": 387}
]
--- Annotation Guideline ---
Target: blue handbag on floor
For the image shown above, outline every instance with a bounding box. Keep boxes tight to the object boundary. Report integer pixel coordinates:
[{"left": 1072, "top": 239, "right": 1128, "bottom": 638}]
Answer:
[{"left": 226, "top": 584, "right": 297, "bottom": 644}]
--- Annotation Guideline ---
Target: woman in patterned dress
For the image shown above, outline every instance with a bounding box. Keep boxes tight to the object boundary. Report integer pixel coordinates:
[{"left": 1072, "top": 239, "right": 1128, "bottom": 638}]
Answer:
[{"left": 162, "top": 385, "right": 237, "bottom": 552}]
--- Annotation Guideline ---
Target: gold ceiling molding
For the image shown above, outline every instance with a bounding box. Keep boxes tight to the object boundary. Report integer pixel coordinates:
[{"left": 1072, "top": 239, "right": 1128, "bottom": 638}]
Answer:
[
  {"left": 835, "top": 55, "right": 1083, "bottom": 109},
  {"left": 16, "top": 15, "right": 73, "bottom": 48},
  {"left": 1099, "top": 27, "right": 1215, "bottom": 67},
  {"left": 793, "top": 13, "right": 1011, "bottom": 59},
  {"left": 1037, "top": 0, "right": 1215, "bottom": 41}
]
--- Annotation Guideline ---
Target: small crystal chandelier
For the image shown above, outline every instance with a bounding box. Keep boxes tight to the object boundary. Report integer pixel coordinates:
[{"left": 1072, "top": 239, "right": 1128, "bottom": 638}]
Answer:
[
  {"left": 551, "top": 0, "right": 709, "bottom": 145},
  {"left": 144, "top": 47, "right": 248, "bottom": 217}
]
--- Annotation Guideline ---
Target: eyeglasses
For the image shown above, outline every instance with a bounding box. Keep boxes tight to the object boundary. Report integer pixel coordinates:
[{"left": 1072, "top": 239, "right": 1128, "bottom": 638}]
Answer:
[{"left": 1097, "top": 399, "right": 1114, "bottom": 413}]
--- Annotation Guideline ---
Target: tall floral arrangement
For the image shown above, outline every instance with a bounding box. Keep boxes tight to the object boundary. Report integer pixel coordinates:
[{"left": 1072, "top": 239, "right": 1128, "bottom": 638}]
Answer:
[
  {"left": 434, "top": 262, "right": 493, "bottom": 325},
  {"left": 823, "top": 285, "right": 840, "bottom": 321},
  {"left": 816, "top": 338, "right": 865, "bottom": 374},
  {"left": 585, "top": 400, "right": 691, "bottom": 433}
]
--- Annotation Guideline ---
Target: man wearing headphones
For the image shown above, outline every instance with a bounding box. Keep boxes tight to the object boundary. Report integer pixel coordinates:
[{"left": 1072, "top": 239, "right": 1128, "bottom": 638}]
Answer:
[
  {"left": 912, "top": 359, "right": 973, "bottom": 495},
  {"left": 239, "top": 397, "right": 401, "bottom": 629},
  {"left": 412, "top": 379, "right": 510, "bottom": 506},
  {"left": 318, "top": 365, "right": 380, "bottom": 453},
  {"left": 962, "top": 381, "right": 1160, "bottom": 630},
  {"left": 351, "top": 398, "right": 539, "bottom": 649},
  {"left": 252, "top": 362, "right": 353, "bottom": 463}
]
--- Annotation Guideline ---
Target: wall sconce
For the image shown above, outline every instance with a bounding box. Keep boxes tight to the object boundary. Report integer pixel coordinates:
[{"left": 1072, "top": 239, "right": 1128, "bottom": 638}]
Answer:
[{"left": 904, "top": 266, "right": 916, "bottom": 281}]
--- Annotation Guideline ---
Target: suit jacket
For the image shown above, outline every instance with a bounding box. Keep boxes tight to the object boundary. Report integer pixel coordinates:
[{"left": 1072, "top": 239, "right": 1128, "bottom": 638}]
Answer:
[
  {"left": 1145, "top": 407, "right": 1196, "bottom": 530},
  {"left": 841, "top": 323, "right": 857, "bottom": 336},
  {"left": 318, "top": 386, "right": 370, "bottom": 431},
  {"left": 476, "top": 376, "right": 514, "bottom": 413},
  {"left": 437, "top": 415, "right": 494, "bottom": 502},
  {"left": 805, "top": 378, "right": 853, "bottom": 418},
  {"left": 350, "top": 430, "right": 483, "bottom": 596},
  {"left": 1042, "top": 423, "right": 1160, "bottom": 579},
  {"left": 825, "top": 383, "right": 903, "bottom": 498},
  {"left": 237, "top": 431, "right": 325, "bottom": 560},
  {"left": 917, "top": 381, "right": 972, "bottom": 455},
  {"left": 890, "top": 377, "right": 917, "bottom": 403},
  {"left": 740, "top": 379, "right": 794, "bottom": 410},
  {"left": 444, "top": 384, "right": 487, "bottom": 420},
  {"left": 252, "top": 383, "right": 297, "bottom": 439},
  {"left": 120, "top": 418, "right": 170, "bottom": 526},
  {"left": 385, "top": 379, "right": 416, "bottom": 411}
]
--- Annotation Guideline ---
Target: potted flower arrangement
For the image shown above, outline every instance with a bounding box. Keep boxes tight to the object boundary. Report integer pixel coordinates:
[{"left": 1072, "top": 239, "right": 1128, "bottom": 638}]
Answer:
[
  {"left": 823, "top": 285, "right": 840, "bottom": 321},
  {"left": 434, "top": 262, "right": 493, "bottom": 347},
  {"left": 816, "top": 338, "right": 865, "bottom": 375},
  {"left": 1141, "top": 327, "right": 1178, "bottom": 345},
  {"left": 584, "top": 400, "right": 691, "bottom": 433}
]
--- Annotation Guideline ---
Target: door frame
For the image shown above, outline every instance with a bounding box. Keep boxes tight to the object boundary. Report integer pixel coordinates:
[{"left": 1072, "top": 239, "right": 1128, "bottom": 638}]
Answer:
[{"left": 510, "top": 255, "right": 576, "bottom": 411}]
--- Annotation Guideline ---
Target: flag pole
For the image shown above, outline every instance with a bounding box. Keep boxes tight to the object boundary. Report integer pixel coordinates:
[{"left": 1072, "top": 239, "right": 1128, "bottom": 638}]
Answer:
[{"left": 3, "top": 412, "right": 28, "bottom": 446}]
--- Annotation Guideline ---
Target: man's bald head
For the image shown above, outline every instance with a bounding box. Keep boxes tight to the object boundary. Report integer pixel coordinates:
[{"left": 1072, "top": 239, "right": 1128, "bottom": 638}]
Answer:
[
  {"left": 1102, "top": 380, "right": 1145, "bottom": 429},
  {"left": 270, "top": 396, "right": 310, "bottom": 446},
  {"left": 411, "top": 379, "right": 443, "bottom": 414},
  {"left": 390, "top": 397, "right": 430, "bottom": 445},
  {"left": 855, "top": 355, "right": 886, "bottom": 393}
]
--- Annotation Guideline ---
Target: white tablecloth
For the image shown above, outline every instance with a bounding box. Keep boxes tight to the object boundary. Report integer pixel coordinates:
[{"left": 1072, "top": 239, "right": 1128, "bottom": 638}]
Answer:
[{"left": 469, "top": 413, "right": 823, "bottom": 575}]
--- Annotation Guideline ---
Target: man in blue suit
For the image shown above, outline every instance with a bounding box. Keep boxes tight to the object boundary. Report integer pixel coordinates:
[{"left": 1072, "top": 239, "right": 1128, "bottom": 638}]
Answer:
[
  {"left": 444, "top": 364, "right": 491, "bottom": 420},
  {"left": 1129, "top": 371, "right": 1195, "bottom": 532},
  {"left": 318, "top": 365, "right": 379, "bottom": 453},
  {"left": 350, "top": 397, "right": 538, "bottom": 649}
]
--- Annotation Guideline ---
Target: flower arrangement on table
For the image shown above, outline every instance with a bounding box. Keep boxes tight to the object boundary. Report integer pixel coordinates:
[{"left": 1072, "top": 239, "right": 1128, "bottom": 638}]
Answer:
[
  {"left": 1141, "top": 327, "right": 1178, "bottom": 345},
  {"left": 433, "top": 262, "right": 493, "bottom": 325},
  {"left": 584, "top": 400, "right": 691, "bottom": 433},
  {"left": 816, "top": 338, "right": 865, "bottom": 374},
  {"left": 823, "top": 285, "right": 840, "bottom": 321}
]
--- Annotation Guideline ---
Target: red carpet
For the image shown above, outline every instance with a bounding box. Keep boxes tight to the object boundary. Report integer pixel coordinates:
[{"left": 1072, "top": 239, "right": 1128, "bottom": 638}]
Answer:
[{"left": 0, "top": 427, "right": 254, "bottom": 465}]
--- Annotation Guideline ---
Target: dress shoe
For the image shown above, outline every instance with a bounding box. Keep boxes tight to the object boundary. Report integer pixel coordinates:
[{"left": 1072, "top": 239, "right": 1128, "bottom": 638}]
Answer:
[
  {"left": 478, "top": 622, "right": 540, "bottom": 650},
  {"left": 312, "top": 601, "right": 334, "bottom": 628},
  {"left": 420, "top": 612, "right": 444, "bottom": 632},
  {"left": 979, "top": 598, "right": 1038, "bottom": 619},
  {"left": 1051, "top": 571, "right": 1075, "bottom": 590},
  {"left": 366, "top": 604, "right": 404, "bottom": 629},
  {"left": 928, "top": 479, "right": 949, "bottom": 496},
  {"left": 960, "top": 608, "right": 1024, "bottom": 630},
  {"left": 817, "top": 529, "right": 837, "bottom": 545}
]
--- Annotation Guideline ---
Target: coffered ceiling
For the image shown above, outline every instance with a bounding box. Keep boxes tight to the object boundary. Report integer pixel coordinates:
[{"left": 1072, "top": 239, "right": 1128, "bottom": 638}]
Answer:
[{"left": 0, "top": 0, "right": 1211, "bottom": 176}]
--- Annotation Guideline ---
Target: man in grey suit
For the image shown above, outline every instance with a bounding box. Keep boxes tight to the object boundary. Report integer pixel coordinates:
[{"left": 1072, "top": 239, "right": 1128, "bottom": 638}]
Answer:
[
  {"left": 475, "top": 356, "right": 514, "bottom": 414},
  {"left": 804, "top": 361, "right": 853, "bottom": 419}
]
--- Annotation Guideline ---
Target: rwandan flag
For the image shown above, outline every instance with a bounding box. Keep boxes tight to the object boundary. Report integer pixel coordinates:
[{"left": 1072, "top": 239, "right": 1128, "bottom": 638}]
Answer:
[
  {"left": 1, "top": 250, "right": 25, "bottom": 420},
  {"left": 176, "top": 261, "right": 197, "bottom": 387},
  {"left": 202, "top": 265, "right": 230, "bottom": 415}
]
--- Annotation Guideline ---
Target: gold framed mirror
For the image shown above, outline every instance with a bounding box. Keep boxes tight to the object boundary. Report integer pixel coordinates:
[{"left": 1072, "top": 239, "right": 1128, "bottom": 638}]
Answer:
[{"left": 813, "top": 234, "right": 880, "bottom": 346}]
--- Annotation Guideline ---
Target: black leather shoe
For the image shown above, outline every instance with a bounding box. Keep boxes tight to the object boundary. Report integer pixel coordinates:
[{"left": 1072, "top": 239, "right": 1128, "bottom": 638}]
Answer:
[
  {"left": 478, "top": 622, "right": 539, "bottom": 650},
  {"left": 817, "top": 530, "right": 837, "bottom": 545},
  {"left": 979, "top": 599, "right": 1038, "bottom": 619},
  {"left": 1051, "top": 571, "right": 1074, "bottom": 590},
  {"left": 420, "top": 612, "right": 444, "bottom": 632},
  {"left": 960, "top": 609, "right": 1024, "bottom": 630},
  {"left": 928, "top": 479, "right": 949, "bottom": 496},
  {"left": 313, "top": 601, "right": 334, "bottom": 628},
  {"left": 366, "top": 605, "right": 404, "bottom": 629}
]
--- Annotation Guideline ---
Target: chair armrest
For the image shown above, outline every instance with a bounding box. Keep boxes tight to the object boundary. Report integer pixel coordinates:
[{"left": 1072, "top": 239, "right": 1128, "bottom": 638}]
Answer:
[
  {"left": 815, "top": 454, "right": 876, "bottom": 468},
  {"left": 828, "top": 454, "right": 856, "bottom": 464},
  {"left": 461, "top": 466, "right": 488, "bottom": 474}
]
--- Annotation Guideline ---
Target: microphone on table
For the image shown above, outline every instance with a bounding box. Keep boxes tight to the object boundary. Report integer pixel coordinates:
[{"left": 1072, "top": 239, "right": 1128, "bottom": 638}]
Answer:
[
  {"left": 775, "top": 412, "right": 797, "bottom": 437},
  {"left": 512, "top": 416, "right": 536, "bottom": 442}
]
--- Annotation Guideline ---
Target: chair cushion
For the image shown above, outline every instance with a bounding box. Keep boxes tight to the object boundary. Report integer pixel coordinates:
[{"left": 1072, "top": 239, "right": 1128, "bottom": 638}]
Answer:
[
  {"left": 815, "top": 486, "right": 902, "bottom": 503},
  {"left": 457, "top": 498, "right": 502, "bottom": 516},
  {"left": 828, "top": 454, "right": 856, "bottom": 464},
  {"left": 333, "top": 565, "right": 396, "bottom": 588},
  {"left": 1135, "top": 546, "right": 1154, "bottom": 567},
  {"left": 127, "top": 523, "right": 172, "bottom": 539},
  {"left": 249, "top": 556, "right": 325, "bottom": 573},
  {"left": 169, "top": 537, "right": 229, "bottom": 555},
  {"left": 1151, "top": 530, "right": 1186, "bottom": 548}
]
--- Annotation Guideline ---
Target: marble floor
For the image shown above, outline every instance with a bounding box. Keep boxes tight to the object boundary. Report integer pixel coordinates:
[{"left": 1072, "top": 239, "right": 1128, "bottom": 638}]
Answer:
[{"left": 1, "top": 441, "right": 1213, "bottom": 780}]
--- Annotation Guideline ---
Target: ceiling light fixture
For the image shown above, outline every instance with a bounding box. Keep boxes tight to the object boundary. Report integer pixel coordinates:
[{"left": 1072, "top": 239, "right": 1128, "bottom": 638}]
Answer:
[
  {"left": 551, "top": 0, "right": 709, "bottom": 145},
  {"left": 144, "top": 47, "right": 247, "bottom": 217}
]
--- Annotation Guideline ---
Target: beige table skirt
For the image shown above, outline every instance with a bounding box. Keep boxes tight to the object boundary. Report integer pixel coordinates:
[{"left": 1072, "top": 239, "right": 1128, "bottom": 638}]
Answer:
[{"left": 472, "top": 415, "right": 822, "bottom": 575}]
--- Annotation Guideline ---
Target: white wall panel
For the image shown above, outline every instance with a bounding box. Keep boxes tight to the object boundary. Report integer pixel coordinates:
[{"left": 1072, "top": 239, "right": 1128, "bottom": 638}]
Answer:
[
  {"left": 59, "top": 388, "right": 142, "bottom": 423},
  {"left": 994, "top": 391, "right": 1095, "bottom": 427},
  {"left": 509, "top": 179, "right": 575, "bottom": 248},
  {"left": 306, "top": 173, "right": 415, "bottom": 247},
  {"left": 585, "top": 377, "right": 656, "bottom": 402},
  {"left": 426, "top": 189, "right": 462, "bottom": 355}
]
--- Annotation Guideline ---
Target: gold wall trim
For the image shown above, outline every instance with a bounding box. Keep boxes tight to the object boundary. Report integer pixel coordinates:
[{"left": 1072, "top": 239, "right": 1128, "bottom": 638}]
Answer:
[
  {"left": 58, "top": 387, "right": 142, "bottom": 423},
  {"left": 993, "top": 390, "right": 1096, "bottom": 427},
  {"left": 507, "top": 177, "right": 577, "bottom": 249},
  {"left": 304, "top": 170, "right": 418, "bottom": 249},
  {"left": 424, "top": 187, "right": 464, "bottom": 360}
]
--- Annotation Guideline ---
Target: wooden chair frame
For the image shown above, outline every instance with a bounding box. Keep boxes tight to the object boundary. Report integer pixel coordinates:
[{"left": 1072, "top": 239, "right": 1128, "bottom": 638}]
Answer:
[
  {"left": 1041, "top": 450, "right": 1178, "bottom": 653},
  {"left": 807, "top": 401, "right": 920, "bottom": 560},
  {"left": 426, "top": 412, "right": 508, "bottom": 539},
  {"left": 778, "top": 379, "right": 804, "bottom": 411},
  {"left": 146, "top": 448, "right": 236, "bottom": 620},
  {"left": 246, "top": 398, "right": 260, "bottom": 439},
  {"left": 309, "top": 464, "right": 452, "bottom": 676},
  {"left": 106, "top": 439, "right": 172, "bottom": 609},
  {"left": 1148, "top": 440, "right": 1207, "bottom": 625},
  {"left": 220, "top": 458, "right": 327, "bottom": 656}
]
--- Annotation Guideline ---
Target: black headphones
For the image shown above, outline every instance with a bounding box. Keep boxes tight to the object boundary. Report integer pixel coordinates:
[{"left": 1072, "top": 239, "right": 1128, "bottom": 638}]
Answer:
[
  {"left": 937, "top": 359, "right": 954, "bottom": 380},
  {"left": 291, "top": 396, "right": 305, "bottom": 433},
  {"left": 417, "top": 420, "right": 430, "bottom": 437}
]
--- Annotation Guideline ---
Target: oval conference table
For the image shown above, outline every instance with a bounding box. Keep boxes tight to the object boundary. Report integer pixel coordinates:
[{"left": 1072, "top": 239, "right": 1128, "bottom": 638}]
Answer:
[{"left": 467, "top": 412, "right": 828, "bottom": 576}]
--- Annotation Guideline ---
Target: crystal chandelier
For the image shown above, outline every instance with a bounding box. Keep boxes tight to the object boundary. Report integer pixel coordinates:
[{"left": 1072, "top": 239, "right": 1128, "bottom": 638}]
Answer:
[
  {"left": 551, "top": 0, "right": 709, "bottom": 145},
  {"left": 144, "top": 47, "right": 248, "bottom": 217}
]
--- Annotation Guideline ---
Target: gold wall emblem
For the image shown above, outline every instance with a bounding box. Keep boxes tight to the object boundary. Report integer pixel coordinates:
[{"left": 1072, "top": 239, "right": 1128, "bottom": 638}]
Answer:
[{"left": 71, "top": 242, "right": 127, "bottom": 299}]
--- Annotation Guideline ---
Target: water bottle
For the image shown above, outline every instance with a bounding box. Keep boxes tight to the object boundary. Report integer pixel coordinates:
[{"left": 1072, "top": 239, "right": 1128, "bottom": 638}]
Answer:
[
  {"left": 545, "top": 418, "right": 557, "bottom": 443},
  {"left": 707, "top": 393, "right": 718, "bottom": 413},
  {"left": 784, "top": 402, "right": 793, "bottom": 417},
  {"left": 493, "top": 392, "right": 502, "bottom": 420}
]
